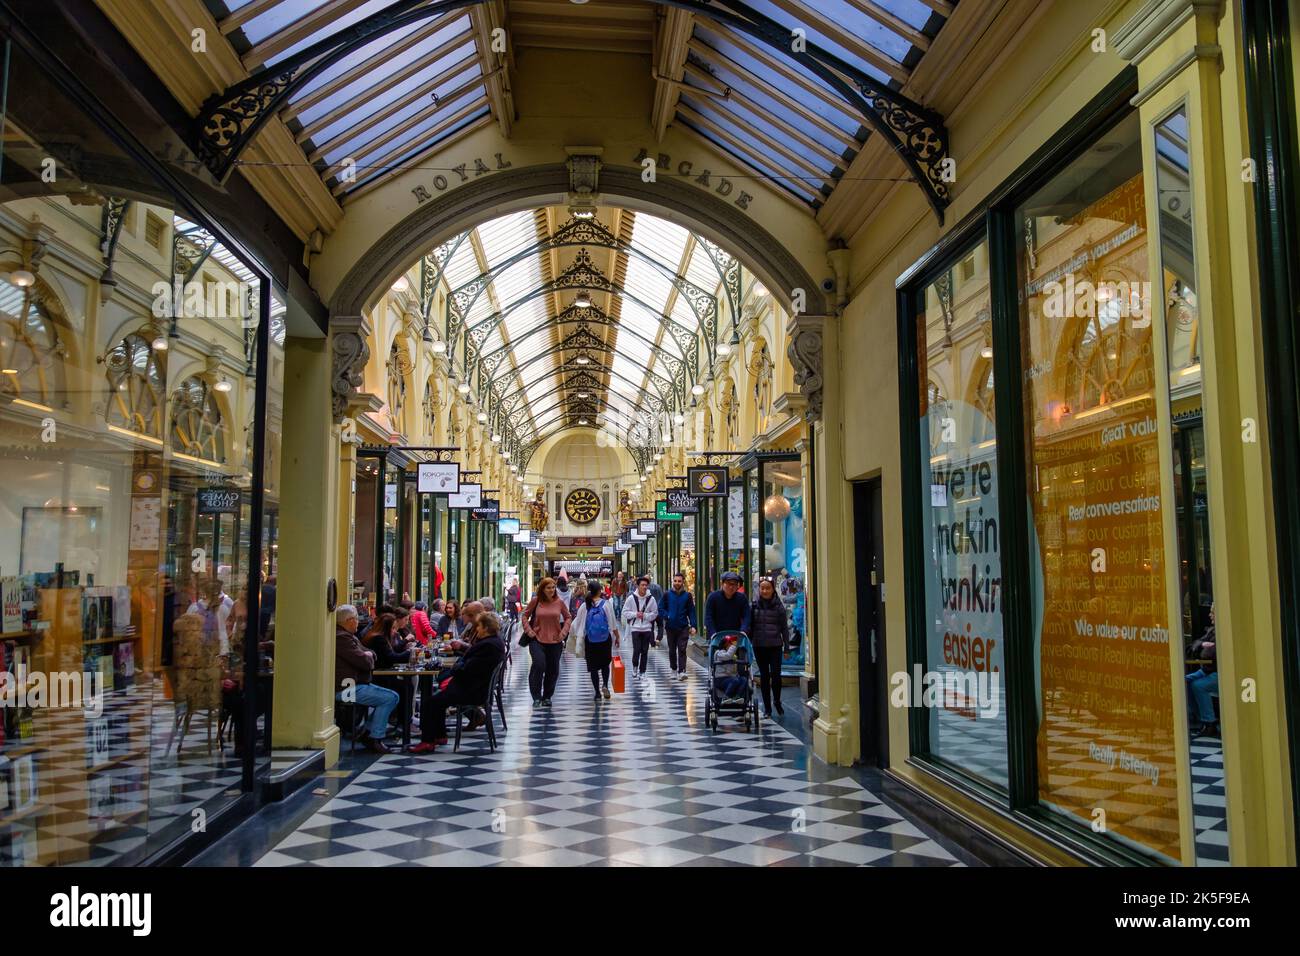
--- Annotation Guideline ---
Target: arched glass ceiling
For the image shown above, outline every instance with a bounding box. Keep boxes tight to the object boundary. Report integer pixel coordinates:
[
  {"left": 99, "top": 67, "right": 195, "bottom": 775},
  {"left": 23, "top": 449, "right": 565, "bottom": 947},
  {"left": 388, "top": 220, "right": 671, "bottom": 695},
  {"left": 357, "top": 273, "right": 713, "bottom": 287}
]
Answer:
[
  {"left": 427, "top": 204, "right": 759, "bottom": 453},
  {"left": 205, "top": 1, "right": 955, "bottom": 207}
]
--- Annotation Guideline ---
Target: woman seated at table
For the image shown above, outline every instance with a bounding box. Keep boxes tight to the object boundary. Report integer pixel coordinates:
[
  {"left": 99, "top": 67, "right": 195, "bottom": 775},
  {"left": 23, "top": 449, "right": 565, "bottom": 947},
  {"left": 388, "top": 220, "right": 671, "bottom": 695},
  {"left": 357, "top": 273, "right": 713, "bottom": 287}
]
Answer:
[
  {"left": 433, "top": 600, "right": 460, "bottom": 638},
  {"left": 362, "top": 613, "right": 414, "bottom": 693},
  {"left": 411, "top": 611, "right": 505, "bottom": 754}
]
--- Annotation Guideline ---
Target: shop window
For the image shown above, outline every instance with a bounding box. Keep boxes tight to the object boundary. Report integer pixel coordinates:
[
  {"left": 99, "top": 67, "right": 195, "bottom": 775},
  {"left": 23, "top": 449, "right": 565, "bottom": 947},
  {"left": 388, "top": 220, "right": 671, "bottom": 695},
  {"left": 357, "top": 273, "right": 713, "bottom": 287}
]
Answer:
[
  {"left": 104, "top": 331, "right": 165, "bottom": 439},
  {"left": 0, "top": 277, "right": 67, "bottom": 408},
  {"left": 170, "top": 375, "right": 227, "bottom": 463},
  {"left": 1016, "top": 112, "right": 1181, "bottom": 863},
  {"left": 911, "top": 237, "right": 1007, "bottom": 789}
]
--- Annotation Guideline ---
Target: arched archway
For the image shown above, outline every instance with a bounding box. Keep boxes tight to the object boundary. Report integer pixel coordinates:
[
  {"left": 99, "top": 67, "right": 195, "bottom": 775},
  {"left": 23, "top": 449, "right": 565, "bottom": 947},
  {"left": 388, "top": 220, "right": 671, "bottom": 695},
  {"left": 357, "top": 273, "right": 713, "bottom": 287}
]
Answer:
[{"left": 325, "top": 164, "right": 832, "bottom": 446}]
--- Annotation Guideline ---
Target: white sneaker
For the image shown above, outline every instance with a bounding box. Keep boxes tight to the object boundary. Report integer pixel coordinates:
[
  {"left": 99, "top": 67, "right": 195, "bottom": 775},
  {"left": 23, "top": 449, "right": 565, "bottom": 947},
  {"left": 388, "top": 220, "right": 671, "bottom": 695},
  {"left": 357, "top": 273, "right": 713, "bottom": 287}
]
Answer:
[{"left": 679, "top": 671, "right": 687, "bottom": 682}]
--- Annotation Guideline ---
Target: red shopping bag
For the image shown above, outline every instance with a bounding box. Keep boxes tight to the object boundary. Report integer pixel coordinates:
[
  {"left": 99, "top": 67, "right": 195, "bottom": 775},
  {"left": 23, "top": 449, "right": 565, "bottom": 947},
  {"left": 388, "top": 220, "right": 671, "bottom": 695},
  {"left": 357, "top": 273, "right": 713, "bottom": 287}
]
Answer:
[{"left": 611, "top": 655, "right": 625, "bottom": 694}]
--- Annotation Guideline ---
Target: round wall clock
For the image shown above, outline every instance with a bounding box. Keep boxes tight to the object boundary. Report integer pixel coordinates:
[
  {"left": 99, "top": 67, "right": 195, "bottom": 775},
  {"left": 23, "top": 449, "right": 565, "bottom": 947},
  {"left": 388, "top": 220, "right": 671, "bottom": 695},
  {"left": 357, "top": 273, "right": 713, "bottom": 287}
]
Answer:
[{"left": 564, "top": 488, "right": 601, "bottom": 525}]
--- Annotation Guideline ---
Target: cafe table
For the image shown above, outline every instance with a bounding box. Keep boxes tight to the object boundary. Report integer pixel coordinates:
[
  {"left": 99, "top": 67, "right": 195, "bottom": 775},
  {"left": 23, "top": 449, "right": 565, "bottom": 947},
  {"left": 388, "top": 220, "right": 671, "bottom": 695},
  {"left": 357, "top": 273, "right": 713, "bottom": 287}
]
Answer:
[{"left": 373, "top": 655, "right": 461, "bottom": 751}]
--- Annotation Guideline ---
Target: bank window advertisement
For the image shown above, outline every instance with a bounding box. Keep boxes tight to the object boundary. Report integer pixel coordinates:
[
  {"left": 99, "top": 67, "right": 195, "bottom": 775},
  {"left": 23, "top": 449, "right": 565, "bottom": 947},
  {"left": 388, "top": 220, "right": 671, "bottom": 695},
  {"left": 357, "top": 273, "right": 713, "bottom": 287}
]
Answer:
[
  {"left": 1016, "top": 113, "right": 1181, "bottom": 863},
  {"left": 914, "top": 239, "right": 1008, "bottom": 790}
]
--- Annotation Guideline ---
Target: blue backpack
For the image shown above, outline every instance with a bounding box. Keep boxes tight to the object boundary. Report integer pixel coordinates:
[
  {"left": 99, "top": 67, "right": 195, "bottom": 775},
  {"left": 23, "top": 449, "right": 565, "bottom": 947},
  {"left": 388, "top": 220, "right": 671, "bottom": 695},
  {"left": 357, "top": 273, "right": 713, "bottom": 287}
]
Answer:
[{"left": 586, "top": 599, "right": 611, "bottom": 643}]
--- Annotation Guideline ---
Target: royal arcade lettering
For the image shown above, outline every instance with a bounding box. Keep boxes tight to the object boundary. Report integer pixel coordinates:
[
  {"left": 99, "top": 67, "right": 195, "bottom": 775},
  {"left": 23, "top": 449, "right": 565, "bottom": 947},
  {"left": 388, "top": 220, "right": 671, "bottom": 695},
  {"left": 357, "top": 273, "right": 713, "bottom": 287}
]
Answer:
[
  {"left": 411, "top": 153, "right": 514, "bottom": 204},
  {"left": 632, "top": 149, "right": 755, "bottom": 211}
]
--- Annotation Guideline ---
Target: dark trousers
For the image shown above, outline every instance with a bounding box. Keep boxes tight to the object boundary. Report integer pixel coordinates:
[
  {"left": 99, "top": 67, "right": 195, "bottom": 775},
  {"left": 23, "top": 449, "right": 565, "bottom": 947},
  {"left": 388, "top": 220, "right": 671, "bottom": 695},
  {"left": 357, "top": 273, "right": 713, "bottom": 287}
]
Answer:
[
  {"left": 419, "top": 681, "right": 478, "bottom": 741},
  {"left": 528, "top": 641, "right": 563, "bottom": 701},
  {"left": 665, "top": 626, "right": 691, "bottom": 672},
  {"left": 754, "top": 645, "right": 783, "bottom": 711},
  {"left": 631, "top": 631, "right": 653, "bottom": 673}
]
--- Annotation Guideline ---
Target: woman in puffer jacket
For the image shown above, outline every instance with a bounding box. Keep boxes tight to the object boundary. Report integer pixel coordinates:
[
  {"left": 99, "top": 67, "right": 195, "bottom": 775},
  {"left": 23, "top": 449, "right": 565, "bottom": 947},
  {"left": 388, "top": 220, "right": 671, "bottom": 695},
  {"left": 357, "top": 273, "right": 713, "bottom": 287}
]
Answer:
[{"left": 749, "top": 578, "right": 792, "bottom": 717}]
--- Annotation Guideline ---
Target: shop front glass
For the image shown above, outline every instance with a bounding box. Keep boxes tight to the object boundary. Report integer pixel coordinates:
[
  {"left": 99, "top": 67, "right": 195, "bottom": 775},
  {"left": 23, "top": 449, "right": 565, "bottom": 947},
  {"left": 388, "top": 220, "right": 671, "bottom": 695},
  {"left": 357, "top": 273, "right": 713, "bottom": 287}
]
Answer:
[
  {"left": 760, "top": 458, "right": 807, "bottom": 675},
  {"left": 351, "top": 456, "right": 379, "bottom": 607},
  {"left": 381, "top": 462, "right": 399, "bottom": 605},
  {"left": 0, "top": 34, "right": 281, "bottom": 865},
  {"left": 911, "top": 238, "right": 1006, "bottom": 789},
  {"left": 1017, "top": 112, "right": 1181, "bottom": 863},
  {"left": 446, "top": 508, "right": 460, "bottom": 601}
]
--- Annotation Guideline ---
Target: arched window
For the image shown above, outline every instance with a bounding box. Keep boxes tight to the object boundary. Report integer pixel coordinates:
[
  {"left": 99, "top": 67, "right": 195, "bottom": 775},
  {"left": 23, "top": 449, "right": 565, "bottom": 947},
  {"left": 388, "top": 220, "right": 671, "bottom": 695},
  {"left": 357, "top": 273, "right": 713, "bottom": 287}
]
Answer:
[
  {"left": 1065, "top": 289, "right": 1152, "bottom": 414},
  {"left": 105, "top": 331, "right": 165, "bottom": 438},
  {"left": 1, "top": 276, "right": 67, "bottom": 407},
  {"left": 170, "top": 375, "right": 226, "bottom": 462}
]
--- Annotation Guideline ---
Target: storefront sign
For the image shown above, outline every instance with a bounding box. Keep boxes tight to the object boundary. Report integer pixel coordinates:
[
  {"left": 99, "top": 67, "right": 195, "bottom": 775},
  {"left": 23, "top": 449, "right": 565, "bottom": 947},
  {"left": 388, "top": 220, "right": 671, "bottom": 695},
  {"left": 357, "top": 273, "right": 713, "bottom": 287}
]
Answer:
[
  {"left": 557, "top": 536, "right": 605, "bottom": 547},
  {"left": 602, "top": 546, "right": 615, "bottom": 555},
  {"left": 448, "top": 483, "right": 482, "bottom": 509},
  {"left": 615, "top": 541, "right": 630, "bottom": 553},
  {"left": 655, "top": 499, "right": 683, "bottom": 523},
  {"left": 471, "top": 498, "right": 499, "bottom": 521},
  {"left": 498, "top": 517, "right": 520, "bottom": 536},
  {"left": 665, "top": 489, "right": 698, "bottom": 514},
  {"left": 688, "top": 466, "right": 728, "bottom": 498},
  {"left": 630, "top": 529, "right": 646, "bottom": 542},
  {"left": 384, "top": 484, "right": 398, "bottom": 509},
  {"left": 417, "top": 462, "right": 459, "bottom": 494},
  {"left": 632, "top": 148, "right": 755, "bottom": 212},
  {"left": 513, "top": 529, "right": 532, "bottom": 544},
  {"left": 410, "top": 153, "right": 513, "bottom": 205},
  {"left": 196, "top": 488, "right": 241, "bottom": 515},
  {"left": 638, "top": 520, "right": 656, "bottom": 536}
]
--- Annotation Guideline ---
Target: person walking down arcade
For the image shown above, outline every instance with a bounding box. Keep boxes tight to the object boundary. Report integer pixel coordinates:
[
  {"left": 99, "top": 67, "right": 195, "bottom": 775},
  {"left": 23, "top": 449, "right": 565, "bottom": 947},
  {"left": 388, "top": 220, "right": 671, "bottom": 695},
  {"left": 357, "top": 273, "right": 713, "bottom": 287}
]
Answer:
[
  {"left": 750, "top": 578, "right": 792, "bottom": 717},
  {"left": 622, "top": 576, "right": 658, "bottom": 679},
  {"left": 521, "top": 576, "right": 571, "bottom": 707},
  {"left": 573, "top": 579, "right": 619, "bottom": 701}
]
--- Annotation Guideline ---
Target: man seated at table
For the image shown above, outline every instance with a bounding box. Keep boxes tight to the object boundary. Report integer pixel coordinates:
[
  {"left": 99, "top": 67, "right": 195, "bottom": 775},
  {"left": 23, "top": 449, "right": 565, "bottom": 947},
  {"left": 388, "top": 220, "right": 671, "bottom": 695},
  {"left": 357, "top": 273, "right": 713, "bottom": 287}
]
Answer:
[
  {"left": 411, "top": 611, "right": 505, "bottom": 754},
  {"left": 335, "top": 604, "right": 399, "bottom": 754}
]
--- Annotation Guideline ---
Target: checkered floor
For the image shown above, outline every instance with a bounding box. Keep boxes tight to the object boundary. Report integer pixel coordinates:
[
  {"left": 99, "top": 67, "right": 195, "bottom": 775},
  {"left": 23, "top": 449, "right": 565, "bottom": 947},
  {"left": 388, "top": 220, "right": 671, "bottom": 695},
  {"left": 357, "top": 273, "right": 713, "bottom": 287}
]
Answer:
[
  {"left": 252, "top": 642, "right": 974, "bottom": 867},
  {"left": 1190, "top": 736, "right": 1228, "bottom": 865}
]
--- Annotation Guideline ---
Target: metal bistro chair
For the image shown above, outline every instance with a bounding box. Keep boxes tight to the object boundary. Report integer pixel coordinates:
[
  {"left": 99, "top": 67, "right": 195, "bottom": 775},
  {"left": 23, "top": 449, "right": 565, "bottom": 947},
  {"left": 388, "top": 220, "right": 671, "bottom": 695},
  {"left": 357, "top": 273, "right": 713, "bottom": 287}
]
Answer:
[
  {"left": 451, "top": 659, "right": 507, "bottom": 753},
  {"left": 334, "top": 700, "right": 372, "bottom": 753}
]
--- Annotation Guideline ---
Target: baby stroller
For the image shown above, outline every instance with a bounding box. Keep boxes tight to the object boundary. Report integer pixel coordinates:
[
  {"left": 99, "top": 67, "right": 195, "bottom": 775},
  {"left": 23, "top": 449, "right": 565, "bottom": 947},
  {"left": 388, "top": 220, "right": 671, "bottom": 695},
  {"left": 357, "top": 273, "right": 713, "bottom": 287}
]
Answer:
[{"left": 704, "top": 631, "right": 760, "bottom": 732}]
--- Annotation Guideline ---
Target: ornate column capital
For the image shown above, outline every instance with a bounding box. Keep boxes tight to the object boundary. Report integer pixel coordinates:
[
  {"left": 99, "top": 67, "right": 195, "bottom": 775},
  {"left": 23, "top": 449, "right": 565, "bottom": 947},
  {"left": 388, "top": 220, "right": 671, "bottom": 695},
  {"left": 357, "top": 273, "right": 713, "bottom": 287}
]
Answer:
[
  {"left": 785, "top": 314, "right": 828, "bottom": 422},
  {"left": 331, "top": 314, "right": 372, "bottom": 425}
]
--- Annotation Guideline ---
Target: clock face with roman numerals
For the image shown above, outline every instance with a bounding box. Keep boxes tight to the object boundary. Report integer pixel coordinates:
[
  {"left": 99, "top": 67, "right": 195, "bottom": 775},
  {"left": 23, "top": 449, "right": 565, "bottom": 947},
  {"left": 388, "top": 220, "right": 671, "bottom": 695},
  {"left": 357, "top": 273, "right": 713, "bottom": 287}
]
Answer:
[{"left": 564, "top": 488, "right": 601, "bottom": 525}]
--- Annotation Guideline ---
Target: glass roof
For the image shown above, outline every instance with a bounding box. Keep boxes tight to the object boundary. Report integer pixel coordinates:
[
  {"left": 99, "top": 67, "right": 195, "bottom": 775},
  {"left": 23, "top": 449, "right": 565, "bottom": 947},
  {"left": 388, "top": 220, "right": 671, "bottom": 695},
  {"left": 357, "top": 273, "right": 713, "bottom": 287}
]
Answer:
[
  {"left": 173, "top": 216, "right": 287, "bottom": 347},
  {"left": 432, "top": 205, "right": 737, "bottom": 451},
  {"left": 208, "top": 1, "right": 954, "bottom": 210}
]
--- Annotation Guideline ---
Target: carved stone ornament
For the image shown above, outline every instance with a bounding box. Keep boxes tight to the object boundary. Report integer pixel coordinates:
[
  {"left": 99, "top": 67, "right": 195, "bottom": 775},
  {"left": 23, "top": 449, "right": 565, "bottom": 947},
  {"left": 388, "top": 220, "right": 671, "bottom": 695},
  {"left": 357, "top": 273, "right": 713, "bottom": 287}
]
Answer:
[
  {"left": 787, "top": 316, "right": 826, "bottom": 421},
  {"left": 331, "top": 315, "right": 372, "bottom": 424}
]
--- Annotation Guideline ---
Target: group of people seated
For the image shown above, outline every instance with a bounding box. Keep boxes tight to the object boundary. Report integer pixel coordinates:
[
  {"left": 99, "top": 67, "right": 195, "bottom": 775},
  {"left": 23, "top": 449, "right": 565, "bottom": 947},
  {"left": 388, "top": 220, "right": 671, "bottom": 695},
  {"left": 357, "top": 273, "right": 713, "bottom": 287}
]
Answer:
[{"left": 334, "top": 595, "right": 507, "bottom": 754}]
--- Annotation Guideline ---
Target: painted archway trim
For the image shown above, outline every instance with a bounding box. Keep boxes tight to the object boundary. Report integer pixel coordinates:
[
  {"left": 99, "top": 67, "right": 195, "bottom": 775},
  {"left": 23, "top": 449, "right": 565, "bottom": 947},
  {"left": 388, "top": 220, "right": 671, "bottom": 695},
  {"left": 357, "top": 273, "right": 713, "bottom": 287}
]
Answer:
[{"left": 329, "top": 162, "right": 829, "bottom": 319}]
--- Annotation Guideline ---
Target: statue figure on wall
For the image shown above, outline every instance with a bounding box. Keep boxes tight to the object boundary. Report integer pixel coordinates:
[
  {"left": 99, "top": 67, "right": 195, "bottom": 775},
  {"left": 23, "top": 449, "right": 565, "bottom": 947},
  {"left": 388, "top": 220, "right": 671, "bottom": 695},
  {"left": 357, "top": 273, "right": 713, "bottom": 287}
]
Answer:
[
  {"left": 529, "top": 487, "right": 549, "bottom": 533},
  {"left": 619, "top": 488, "right": 634, "bottom": 527},
  {"left": 721, "top": 379, "right": 739, "bottom": 447},
  {"left": 703, "top": 405, "right": 714, "bottom": 449},
  {"left": 750, "top": 341, "right": 773, "bottom": 432}
]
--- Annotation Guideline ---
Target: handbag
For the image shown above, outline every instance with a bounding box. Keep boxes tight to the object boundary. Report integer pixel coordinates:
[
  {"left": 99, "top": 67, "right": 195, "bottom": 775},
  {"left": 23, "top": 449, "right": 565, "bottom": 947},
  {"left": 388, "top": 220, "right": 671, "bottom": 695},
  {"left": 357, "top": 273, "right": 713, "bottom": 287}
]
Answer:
[{"left": 518, "top": 598, "right": 538, "bottom": 647}]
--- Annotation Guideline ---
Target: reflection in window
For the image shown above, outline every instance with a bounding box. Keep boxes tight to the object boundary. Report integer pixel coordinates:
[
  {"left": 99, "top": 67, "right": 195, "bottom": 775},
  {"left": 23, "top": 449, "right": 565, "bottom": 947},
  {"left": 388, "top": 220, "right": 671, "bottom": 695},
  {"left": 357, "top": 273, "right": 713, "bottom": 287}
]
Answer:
[
  {"left": 913, "top": 239, "right": 1007, "bottom": 789},
  {"left": 105, "top": 332, "right": 165, "bottom": 438},
  {"left": 0, "top": 277, "right": 66, "bottom": 408},
  {"left": 170, "top": 375, "right": 226, "bottom": 462}
]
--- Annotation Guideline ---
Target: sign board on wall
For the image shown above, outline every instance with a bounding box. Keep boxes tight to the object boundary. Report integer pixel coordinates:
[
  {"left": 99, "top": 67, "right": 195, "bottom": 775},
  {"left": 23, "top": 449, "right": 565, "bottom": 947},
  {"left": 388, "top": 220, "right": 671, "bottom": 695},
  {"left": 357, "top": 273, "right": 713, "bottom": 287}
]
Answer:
[
  {"left": 638, "top": 520, "right": 656, "bottom": 536},
  {"left": 687, "top": 466, "right": 728, "bottom": 498},
  {"left": 384, "top": 484, "right": 398, "bottom": 509},
  {"left": 665, "top": 489, "right": 698, "bottom": 514},
  {"left": 498, "top": 517, "right": 520, "bottom": 536},
  {"left": 471, "top": 498, "right": 500, "bottom": 521},
  {"left": 196, "top": 488, "right": 241, "bottom": 515},
  {"left": 449, "top": 483, "right": 482, "bottom": 509},
  {"left": 417, "top": 462, "right": 460, "bottom": 494},
  {"left": 655, "top": 499, "right": 683, "bottom": 523}
]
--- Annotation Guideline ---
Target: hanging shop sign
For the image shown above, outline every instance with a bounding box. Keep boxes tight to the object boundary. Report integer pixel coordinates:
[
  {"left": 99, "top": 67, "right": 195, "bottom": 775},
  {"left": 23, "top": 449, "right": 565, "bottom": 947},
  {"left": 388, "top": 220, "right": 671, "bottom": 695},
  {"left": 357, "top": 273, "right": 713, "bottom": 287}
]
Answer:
[
  {"left": 384, "top": 484, "right": 398, "bottom": 509},
  {"left": 557, "top": 536, "right": 606, "bottom": 547},
  {"left": 688, "top": 466, "right": 729, "bottom": 498},
  {"left": 417, "top": 462, "right": 460, "bottom": 495},
  {"left": 665, "top": 489, "right": 699, "bottom": 514},
  {"left": 602, "top": 546, "right": 615, "bottom": 555},
  {"left": 513, "top": 529, "right": 532, "bottom": 544},
  {"left": 498, "top": 517, "right": 520, "bottom": 536},
  {"left": 615, "top": 541, "right": 630, "bottom": 553},
  {"left": 638, "top": 520, "right": 657, "bottom": 536},
  {"left": 655, "top": 499, "right": 683, "bottom": 523},
  {"left": 471, "top": 498, "right": 500, "bottom": 521},
  {"left": 630, "top": 529, "right": 647, "bottom": 542},
  {"left": 196, "top": 488, "right": 241, "bottom": 515},
  {"left": 448, "top": 483, "right": 482, "bottom": 509}
]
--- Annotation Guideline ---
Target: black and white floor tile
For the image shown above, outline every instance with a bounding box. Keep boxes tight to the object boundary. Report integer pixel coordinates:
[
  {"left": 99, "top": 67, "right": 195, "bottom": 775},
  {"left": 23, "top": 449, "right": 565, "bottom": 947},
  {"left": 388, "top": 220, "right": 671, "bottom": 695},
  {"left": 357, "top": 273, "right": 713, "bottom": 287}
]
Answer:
[
  {"left": 252, "top": 643, "right": 977, "bottom": 867},
  {"left": 1189, "top": 736, "right": 1228, "bottom": 865}
]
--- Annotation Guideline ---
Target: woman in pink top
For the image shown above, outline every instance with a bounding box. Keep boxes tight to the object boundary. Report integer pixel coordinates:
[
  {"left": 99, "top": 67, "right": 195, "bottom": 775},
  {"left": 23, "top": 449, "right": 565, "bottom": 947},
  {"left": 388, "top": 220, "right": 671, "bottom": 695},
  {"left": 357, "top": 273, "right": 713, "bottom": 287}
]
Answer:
[{"left": 522, "top": 576, "right": 571, "bottom": 707}]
